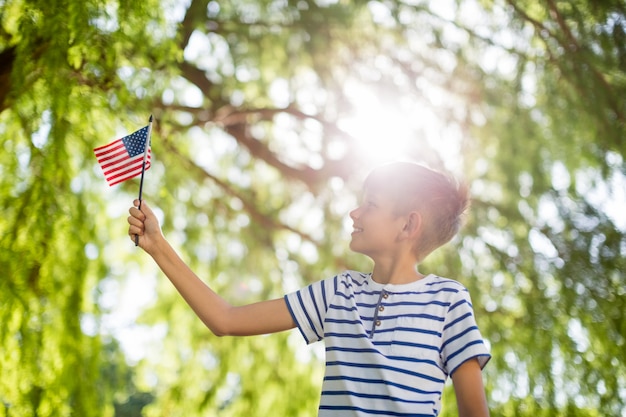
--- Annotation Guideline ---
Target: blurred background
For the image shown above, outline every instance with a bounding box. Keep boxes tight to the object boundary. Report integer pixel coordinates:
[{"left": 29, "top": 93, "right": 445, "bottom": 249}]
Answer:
[{"left": 0, "top": 0, "right": 624, "bottom": 416}]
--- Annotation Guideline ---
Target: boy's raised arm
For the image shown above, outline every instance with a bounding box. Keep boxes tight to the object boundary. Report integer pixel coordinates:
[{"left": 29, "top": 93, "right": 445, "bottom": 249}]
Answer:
[{"left": 127, "top": 200, "right": 296, "bottom": 337}]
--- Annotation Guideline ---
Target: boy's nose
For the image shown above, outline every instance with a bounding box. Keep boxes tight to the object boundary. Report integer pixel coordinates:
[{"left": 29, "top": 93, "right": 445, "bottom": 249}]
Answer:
[{"left": 349, "top": 207, "right": 360, "bottom": 219}]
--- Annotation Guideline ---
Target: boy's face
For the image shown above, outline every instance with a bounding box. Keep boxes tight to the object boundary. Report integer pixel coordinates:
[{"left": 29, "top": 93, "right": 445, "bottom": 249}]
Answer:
[{"left": 348, "top": 189, "right": 408, "bottom": 259}]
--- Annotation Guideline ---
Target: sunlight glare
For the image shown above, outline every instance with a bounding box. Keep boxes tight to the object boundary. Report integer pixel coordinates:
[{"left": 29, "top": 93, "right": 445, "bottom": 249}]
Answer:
[{"left": 339, "top": 81, "right": 455, "bottom": 168}]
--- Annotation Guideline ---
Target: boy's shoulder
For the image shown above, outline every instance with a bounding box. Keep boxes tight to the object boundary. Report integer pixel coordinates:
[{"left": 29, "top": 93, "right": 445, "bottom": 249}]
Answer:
[
  {"left": 427, "top": 274, "right": 467, "bottom": 291},
  {"left": 340, "top": 270, "right": 370, "bottom": 280},
  {"left": 424, "top": 275, "right": 476, "bottom": 305},
  {"left": 334, "top": 271, "right": 468, "bottom": 287},
  {"left": 334, "top": 270, "right": 371, "bottom": 287},
  {"left": 331, "top": 272, "right": 471, "bottom": 296}
]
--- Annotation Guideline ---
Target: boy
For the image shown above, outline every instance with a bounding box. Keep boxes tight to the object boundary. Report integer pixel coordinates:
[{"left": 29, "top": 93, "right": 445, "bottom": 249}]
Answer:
[{"left": 127, "top": 161, "right": 491, "bottom": 416}]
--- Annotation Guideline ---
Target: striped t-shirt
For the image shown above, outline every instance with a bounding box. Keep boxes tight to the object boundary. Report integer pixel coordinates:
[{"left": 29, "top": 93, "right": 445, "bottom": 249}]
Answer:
[{"left": 284, "top": 270, "right": 490, "bottom": 417}]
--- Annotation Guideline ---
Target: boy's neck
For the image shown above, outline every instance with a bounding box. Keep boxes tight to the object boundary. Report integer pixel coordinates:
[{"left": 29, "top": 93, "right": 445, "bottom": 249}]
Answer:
[{"left": 370, "top": 262, "right": 425, "bottom": 285}]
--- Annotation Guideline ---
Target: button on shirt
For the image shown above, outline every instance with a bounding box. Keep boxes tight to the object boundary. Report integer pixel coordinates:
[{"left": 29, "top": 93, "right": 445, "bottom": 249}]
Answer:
[{"left": 285, "top": 270, "right": 491, "bottom": 417}]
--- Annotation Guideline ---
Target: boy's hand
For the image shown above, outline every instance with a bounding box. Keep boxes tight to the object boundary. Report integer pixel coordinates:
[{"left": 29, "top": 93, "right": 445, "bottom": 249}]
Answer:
[{"left": 128, "top": 200, "right": 163, "bottom": 254}]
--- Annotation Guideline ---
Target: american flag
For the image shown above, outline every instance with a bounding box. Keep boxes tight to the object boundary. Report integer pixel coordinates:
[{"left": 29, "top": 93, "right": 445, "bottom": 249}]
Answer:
[{"left": 94, "top": 126, "right": 151, "bottom": 186}]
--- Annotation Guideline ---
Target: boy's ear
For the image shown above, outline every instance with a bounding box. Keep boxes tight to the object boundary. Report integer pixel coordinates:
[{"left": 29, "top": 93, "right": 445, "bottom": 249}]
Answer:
[{"left": 401, "top": 211, "right": 422, "bottom": 239}]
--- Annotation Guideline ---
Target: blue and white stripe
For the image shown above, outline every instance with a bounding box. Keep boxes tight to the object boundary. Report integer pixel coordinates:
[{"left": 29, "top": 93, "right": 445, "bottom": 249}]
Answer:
[{"left": 285, "top": 271, "right": 490, "bottom": 416}]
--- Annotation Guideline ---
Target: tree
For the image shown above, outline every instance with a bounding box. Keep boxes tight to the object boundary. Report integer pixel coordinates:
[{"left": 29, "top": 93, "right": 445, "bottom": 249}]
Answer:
[
  {"left": 459, "top": 1, "right": 626, "bottom": 415},
  {"left": 1, "top": 0, "right": 624, "bottom": 416},
  {"left": 0, "top": 1, "right": 172, "bottom": 415}
]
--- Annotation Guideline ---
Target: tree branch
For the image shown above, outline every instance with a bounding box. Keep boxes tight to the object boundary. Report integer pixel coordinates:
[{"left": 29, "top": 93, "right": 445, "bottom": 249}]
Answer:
[
  {"left": 179, "top": 0, "right": 211, "bottom": 50},
  {"left": 0, "top": 46, "right": 16, "bottom": 113},
  {"left": 159, "top": 132, "right": 320, "bottom": 245}
]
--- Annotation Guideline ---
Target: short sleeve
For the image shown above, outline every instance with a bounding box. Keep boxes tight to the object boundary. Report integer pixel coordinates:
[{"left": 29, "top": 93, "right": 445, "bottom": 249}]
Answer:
[
  {"left": 284, "top": 275, "right": 338, "bottom": 344},
  {"left": 440, "top": 288, "right": 491, "bottom": 376}
]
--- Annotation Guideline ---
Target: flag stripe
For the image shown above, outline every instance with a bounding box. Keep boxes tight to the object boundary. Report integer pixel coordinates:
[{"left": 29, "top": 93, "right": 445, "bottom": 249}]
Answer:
[
  {"left": 107, "top": 158, "right": 150, "bottom": 178},
  {"left": 94, "top": 139, "right": 124, "bottom": 154},
  {"left": 105, "top": 155, "right": 151, "bottom": 182},
  {"left": 102, "top": 150, "right": 151, "bottom": 175},
  {"left": 106, "top": 157, "right": 151, "bottom": 182},
  {"left": 105, "top": 160, "right": 150, "bottom": 183},
  {"left": 108, "top": 163, "right": 151, "bottom": 186},
  {"left": 97, "top": 148, "right": 128, "bottom": 165}
]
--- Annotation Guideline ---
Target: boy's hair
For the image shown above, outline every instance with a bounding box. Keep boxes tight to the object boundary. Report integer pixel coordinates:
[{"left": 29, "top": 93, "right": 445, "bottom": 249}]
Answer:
[{"left": 364, "top": 162, "right": 470, "bottom": 262}]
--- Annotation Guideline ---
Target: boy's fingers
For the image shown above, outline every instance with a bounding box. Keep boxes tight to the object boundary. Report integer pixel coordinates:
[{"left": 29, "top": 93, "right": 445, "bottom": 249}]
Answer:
[
  {"left": 128, "top": 207, "right": 144, "bottom": 221},
  {"left": 136, "top": 200, "right": 155, "bottom": 218},
  {"left": 127, "top": 215, "right": 143, "bottom": 228},
  {"left": 128, "top": 226, "right": 141, "bottom": 238}
]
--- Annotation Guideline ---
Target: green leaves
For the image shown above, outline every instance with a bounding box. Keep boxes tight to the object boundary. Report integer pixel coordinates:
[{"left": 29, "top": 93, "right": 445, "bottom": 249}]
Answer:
[{"left": 1, "top": 0, "right": 624, "bottom": 415}]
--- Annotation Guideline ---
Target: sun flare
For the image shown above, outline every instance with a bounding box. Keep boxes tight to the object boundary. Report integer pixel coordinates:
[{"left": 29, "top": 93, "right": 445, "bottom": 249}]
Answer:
[{"left": 338, "top": 81, "right": 462, "bottom": 170}]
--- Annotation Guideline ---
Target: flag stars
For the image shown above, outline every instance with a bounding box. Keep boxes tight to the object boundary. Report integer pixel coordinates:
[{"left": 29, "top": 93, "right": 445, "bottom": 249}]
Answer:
[{"left": 122, "top": 127, "right": 149, "bottom": 157}]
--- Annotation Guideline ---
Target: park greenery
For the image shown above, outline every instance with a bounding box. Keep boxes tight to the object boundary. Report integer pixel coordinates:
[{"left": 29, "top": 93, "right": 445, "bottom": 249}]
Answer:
[{"left": 1, "top": 0, "right": 624, "bottom": 416}]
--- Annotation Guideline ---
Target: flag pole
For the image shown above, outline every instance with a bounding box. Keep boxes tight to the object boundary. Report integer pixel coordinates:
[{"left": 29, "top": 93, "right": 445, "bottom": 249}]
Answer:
[{"left": 135, "top": 115, "right": 153, "bottom": 246}]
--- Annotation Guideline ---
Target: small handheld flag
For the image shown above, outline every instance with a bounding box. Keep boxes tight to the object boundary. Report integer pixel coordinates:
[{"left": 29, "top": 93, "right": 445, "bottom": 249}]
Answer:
[
  {"left": 93, "top": 116, "right": 154, "bottom": 246},
  {"left": 134, "top": 116, "right": 153, "bottom": 246},
  {"left": 94, "top": 123, "right": 152, "bottom": 187}
]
